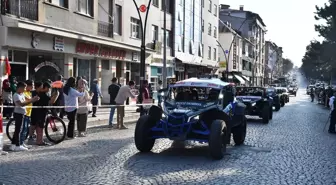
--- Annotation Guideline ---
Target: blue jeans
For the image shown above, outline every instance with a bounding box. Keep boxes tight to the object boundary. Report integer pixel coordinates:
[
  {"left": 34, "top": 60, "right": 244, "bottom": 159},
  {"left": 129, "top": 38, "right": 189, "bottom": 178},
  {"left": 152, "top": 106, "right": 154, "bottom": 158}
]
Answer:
[
  {"left": 19, "top": 116, "right": 30, "bottom": 145},
  {"left": 109, "top": 107, "right": 116, "bottom": 125}
]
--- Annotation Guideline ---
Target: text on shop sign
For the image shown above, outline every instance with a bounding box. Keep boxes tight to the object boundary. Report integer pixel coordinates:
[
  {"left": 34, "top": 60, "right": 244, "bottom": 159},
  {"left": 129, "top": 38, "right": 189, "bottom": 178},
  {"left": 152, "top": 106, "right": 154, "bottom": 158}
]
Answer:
[{"left": 76, "top": 42, "right": 126, "bottom": 59}]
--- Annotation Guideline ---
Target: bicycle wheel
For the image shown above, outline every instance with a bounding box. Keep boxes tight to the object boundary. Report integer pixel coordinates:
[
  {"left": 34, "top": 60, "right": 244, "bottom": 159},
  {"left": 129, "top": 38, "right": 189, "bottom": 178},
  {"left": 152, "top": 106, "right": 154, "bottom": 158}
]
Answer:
[
  {"left": 6, "top": 118, "right": 29, "bottom": 142},
  {"left": 44, "top": 116, "right": 66, "bottom": 144},
  {"left": 6, "top": 118, "right": 15, "bottom": 141}
]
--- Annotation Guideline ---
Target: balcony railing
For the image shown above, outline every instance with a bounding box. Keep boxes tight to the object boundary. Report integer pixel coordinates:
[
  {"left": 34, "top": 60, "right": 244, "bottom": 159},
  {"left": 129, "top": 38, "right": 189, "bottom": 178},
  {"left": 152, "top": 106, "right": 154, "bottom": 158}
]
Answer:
[
  {"left": 98, "top": 21, "right": 113, "bottom": 38},
  {"left": 1, "top": 0, "right": 38, "bottom": 21}
]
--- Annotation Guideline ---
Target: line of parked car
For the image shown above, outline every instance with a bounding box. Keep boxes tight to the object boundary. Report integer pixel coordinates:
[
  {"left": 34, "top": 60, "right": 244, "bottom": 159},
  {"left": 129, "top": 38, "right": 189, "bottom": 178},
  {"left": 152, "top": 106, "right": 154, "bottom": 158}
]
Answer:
[{"left": 133, "top": 77, "right": 296, "bottom": 160}]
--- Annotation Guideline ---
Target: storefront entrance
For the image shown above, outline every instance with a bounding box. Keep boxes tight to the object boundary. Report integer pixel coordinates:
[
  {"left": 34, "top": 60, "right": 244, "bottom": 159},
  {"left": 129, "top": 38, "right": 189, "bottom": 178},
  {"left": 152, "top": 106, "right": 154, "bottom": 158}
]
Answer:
[
  {"left": 10, "top": 64, "right": 27, "bottom": 82},
  {"left": 29, "top": 52, "right": 63, "bottom": 81}
]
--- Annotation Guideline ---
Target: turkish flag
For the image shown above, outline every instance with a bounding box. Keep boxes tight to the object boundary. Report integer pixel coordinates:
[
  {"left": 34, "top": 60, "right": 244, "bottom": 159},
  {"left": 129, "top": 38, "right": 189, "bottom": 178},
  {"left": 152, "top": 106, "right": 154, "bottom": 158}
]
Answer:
[{"left": 4, "top": 57, "right": 11, "bottom": 76}]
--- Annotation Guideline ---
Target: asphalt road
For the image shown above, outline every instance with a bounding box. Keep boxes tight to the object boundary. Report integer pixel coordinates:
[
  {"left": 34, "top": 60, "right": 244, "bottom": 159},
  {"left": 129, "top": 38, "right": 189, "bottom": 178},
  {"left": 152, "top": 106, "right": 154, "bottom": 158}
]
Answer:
[{"left": 0, "top": 89, "right": 336, "bottom": 185}]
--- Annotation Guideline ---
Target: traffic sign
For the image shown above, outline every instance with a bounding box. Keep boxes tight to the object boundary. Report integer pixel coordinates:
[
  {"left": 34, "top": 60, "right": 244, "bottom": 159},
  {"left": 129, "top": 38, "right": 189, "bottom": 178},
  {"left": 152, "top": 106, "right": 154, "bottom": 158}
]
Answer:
[
  {"left": 225, "top": 50, "right": 229, "bottom": 54},
  {"left": 139, "top": 4, "right": 147, "bottom": 12}
]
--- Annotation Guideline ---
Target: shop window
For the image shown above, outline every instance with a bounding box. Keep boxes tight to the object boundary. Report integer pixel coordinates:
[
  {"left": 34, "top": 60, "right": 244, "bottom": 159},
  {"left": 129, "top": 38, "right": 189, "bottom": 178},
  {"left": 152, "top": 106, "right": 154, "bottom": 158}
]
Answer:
[
  {"left": 8, "top": 50, "right": 13, "bottom": 62},
  {"left": 101, "top": 60, "right": 109, "bottom": 70},
  {"left": 13, "top": 50, "right": 28, "bottom": 63},
  {"left": 78, "top": 0, "right": 93, "bottom": 17}
]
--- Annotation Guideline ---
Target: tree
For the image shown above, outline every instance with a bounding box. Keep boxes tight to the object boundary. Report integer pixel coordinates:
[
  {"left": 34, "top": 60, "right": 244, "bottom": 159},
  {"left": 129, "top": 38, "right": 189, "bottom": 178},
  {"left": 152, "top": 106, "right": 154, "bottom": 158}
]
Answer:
[
  {"left": 315, "top": 1, "right": 336, "bottom": 43},
  {"left": 282, "top": 58, "right": 294, "bottom": 74}
]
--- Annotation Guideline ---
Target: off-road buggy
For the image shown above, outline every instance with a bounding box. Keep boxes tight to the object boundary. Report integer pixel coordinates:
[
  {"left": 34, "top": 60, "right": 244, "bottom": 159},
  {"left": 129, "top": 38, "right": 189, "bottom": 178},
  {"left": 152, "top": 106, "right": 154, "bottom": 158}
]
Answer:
[
  {"left": 236, "top": 87, "right": 273, "bottom": 124},
  {"left": 277, "top": 87, "right": 289, "bottom": 103},
  {"left": 266, "top": 87, "right": 281, "bottom": 111},
  {"left": 134, "top": 77, "right": 247, "bottom": 160},
  {"left": 287, "top": 84, "right": 297, "bottom": 96}
]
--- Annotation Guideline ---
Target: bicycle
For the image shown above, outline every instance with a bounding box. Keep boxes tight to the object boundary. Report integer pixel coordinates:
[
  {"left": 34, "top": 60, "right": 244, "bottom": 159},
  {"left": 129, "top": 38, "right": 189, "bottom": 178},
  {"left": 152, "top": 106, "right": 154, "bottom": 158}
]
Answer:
[{"left": 6, "top": 109, "right": 66, "bottom": 144}]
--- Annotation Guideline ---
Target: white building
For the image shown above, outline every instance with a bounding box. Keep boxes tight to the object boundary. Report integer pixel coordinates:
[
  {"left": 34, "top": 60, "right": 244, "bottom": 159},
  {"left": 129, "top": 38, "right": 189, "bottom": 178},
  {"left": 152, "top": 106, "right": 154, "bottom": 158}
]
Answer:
[
  {"left": 0, "top": 0, "right": 174, "bottom": 104},
  {"left": 219, "top": 4, "right": 266, "bottom": 86}
]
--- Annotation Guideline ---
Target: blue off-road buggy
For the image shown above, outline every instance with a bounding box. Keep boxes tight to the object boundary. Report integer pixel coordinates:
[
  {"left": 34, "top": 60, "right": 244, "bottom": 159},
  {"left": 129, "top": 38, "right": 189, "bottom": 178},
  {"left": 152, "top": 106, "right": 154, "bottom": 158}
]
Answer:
[{"left": 134, "top": 77, "right": 247, "bottom": 160}]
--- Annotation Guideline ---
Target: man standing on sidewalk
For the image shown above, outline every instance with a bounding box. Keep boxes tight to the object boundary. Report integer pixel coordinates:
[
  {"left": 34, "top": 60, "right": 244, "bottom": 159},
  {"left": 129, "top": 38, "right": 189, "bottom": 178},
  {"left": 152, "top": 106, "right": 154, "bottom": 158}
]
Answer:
[
  {"left": 90, "top": 79, "right": 102, "bottom": 117},
  {"left": 114, "top": 81, "right": 137, "bottom": 129},
  {"left": 108, "top": 78, "right": 120, "bottom": 128},
  {"left": 328, "top": 92, "right": 336, "bottom": 134}
]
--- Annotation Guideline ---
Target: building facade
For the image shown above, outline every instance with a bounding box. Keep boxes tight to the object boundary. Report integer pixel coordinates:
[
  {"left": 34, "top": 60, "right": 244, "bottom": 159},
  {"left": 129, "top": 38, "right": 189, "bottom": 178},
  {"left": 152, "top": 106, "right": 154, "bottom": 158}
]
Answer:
[
  {"left": 173, "top": 0, "right": 218, "bottom": 80},
  {"left": 265, "top": 41, "right": 284, "bottom": 84},
  {"left": 219, "top": 4, "right": 266, "bottom": 86},
  {"left": 0, "top": 0, "right": 174, "bottom": 104}
]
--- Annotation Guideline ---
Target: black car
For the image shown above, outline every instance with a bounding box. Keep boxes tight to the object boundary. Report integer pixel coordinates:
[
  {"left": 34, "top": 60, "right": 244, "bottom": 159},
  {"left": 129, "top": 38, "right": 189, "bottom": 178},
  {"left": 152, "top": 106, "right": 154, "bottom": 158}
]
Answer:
[
  {"left": 266, "top": 88, "right": 281, "bottom": 111},
  {"left": 236, "top": 87, "right": 273, "bottom": 124}
]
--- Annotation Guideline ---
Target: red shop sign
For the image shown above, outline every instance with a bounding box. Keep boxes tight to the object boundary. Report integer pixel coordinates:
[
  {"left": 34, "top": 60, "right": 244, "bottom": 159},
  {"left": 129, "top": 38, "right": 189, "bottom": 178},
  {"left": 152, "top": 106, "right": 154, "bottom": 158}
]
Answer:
[{"left": 76, "top": 42, "right": 126, "bottom": 60}]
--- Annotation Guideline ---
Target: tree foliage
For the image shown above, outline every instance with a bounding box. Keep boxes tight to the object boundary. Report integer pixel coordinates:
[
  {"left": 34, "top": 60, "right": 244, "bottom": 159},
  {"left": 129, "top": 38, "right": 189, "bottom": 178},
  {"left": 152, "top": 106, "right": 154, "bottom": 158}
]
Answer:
[
  {"left": 283, "top": 58, "right": 294, "bottom": 74},
  {"left": 300, "top": 1, "right": 336, "bottom": 80}
]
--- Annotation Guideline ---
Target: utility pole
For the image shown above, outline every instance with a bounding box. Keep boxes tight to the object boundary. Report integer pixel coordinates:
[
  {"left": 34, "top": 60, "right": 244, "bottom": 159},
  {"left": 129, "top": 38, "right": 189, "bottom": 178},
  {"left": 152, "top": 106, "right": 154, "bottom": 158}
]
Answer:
[
  {"left": 162, "top": 0, "right": 167, "bottom": 88},
  {"left": 132, "top": 0, "right": 152, "bottom": 116}
]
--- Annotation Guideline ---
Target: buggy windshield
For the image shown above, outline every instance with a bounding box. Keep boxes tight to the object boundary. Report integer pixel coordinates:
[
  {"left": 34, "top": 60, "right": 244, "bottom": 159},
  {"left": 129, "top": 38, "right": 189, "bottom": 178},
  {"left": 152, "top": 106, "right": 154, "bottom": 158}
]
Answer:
[
  {"left": 166, "top": 86, "right": 220, "bottom": 102},
  {"left": 236, "top": 87, "right": 264, "bottom": 96}
]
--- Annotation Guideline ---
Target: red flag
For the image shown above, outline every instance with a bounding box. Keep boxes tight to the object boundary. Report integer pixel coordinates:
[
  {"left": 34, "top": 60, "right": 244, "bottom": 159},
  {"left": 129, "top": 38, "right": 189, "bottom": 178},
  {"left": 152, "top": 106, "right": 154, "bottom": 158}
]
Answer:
[{"left": 4, "top": 57, "right": 11, "bottom": 75}]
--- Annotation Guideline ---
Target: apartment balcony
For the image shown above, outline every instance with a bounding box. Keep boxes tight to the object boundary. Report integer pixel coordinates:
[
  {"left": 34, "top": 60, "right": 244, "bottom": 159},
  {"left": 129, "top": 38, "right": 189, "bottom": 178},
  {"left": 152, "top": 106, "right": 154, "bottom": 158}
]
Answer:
[
  {"left": 1, "top": 0, "right": 38, "bottom": 21},
  {"left": 98, "top": 21, "right": 113, "bottom": 38}
]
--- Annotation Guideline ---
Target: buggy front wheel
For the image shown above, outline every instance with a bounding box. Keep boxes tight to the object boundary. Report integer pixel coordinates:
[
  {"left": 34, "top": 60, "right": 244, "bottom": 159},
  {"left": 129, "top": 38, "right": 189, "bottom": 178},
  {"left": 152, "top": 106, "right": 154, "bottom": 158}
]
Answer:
[{"left": 45, "top": 116, "right": 66, "bottom": 144}]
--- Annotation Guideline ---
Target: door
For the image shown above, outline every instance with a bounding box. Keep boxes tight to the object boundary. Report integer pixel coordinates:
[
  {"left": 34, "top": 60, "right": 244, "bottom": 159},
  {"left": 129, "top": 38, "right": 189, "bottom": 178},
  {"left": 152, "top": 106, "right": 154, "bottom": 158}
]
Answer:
[{"left": 101, "top": 60, "right": 111, "bottom": 104}]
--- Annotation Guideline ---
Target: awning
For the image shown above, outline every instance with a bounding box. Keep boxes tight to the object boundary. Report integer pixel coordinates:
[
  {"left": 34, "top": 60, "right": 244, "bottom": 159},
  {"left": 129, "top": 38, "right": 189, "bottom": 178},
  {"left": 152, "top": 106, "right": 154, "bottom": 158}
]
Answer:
[
  {"left": 233, "top": 74, "right": 245, "bottom": 84},
  {"left": 241, "top": 75, "right": 250, "bottom": 82}
]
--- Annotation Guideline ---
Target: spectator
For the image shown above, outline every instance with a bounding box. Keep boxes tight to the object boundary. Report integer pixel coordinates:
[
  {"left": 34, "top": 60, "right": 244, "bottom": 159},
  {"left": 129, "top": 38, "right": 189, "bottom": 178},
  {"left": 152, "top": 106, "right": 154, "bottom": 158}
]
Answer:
[
  {"left": 114, "top": 81, "right": 137, "bottom": 129},
  {"left": 64, "top": 77, "right": 84, "bottom": 139},
  {"left": 76, "top": 79, "right": 93, "bottom": 137},
  {"left": 31, "top": 82, "right": 59, "bottom": 146},
  {"left": 108, "top": 77, "right": 120, "bottom": 128},
  {"left": 90, "top": 79, "right": 102, "bottom": 117},
  {"left": 20, "top": 80, "right": 34, "bottom": 149},
  {"left": 52, "top": 75, "right": 65, "bottom": 118},
  {"left": 28, "top": 81, "right": 43, "bottom": 144},
  {"left": 329, "top": 92, "right": 336, "bottom": 134},
  {"left": 157, "top": 80, "right": 163, "bottom": 104},
  {"left": 2, "top": 79, "right": 13, "bottom": 119},
  {"left": 10, "top": 82, "right": 39, "bottom": 151},
  {"left": 9, "top": 75, "right": 17, "bottom": 94},
  {"left": 76, "top": 76, "right": 82, "bottom": 88}
]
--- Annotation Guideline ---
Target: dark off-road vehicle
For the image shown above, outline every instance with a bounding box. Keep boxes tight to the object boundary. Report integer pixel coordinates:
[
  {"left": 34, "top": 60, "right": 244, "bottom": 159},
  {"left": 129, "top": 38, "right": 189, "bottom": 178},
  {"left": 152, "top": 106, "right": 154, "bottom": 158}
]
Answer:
[
  {"left": 266, "top": 87, "right": 281, "bottom": 111},
  {"left": 236, "top": 87, "right": 273, "bottom": 124},
  {"left": 134, "top": 77, "right": 247, "bottom": 160}
]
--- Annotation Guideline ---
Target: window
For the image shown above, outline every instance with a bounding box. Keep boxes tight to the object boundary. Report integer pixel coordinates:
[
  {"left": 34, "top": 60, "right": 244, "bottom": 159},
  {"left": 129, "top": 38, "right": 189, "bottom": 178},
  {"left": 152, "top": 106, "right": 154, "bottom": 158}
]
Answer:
[
  {"left": 48, "top": 0, "right": 68, "bottom": 8},
  {"left": 161, "top": 0, "right": 170, "bottom": 12},
  {"left": 214, "top": 26, "right": 217, "bottom": 38},
  {"left": 208, "top": 23, "right": 212, "bottom": 35},
  {"left": 114, "top": 5, "right": 122, "bottom": 35},
  {"left": 208, "top": 0, "right": 212, "bottom": 12},
  {"left": 130, "top": 17, "right": 141, "bottom": 39},
  {"left": 208, "top": 46, "right": 211, "bottom": 59},
  {"left": 161, "top": 29, "right": 172, "bottom": 47},
  {"left": 152, "top": 0, "right": 159, "bottom": 7},
  {"left": 213, "top": 48, "right": 217, "bottom": 60},
  {"left": 214, "top": 4, "right": 217, "bottom": 16},
  {"left": 78, "top": 0, "right": 93, "bottom": 16},
  {"left": 201, "top": 19, "right": 204, "bottom": 32},
  {"left": 152, "top": 25, "right": 159, "bottom": 41}
]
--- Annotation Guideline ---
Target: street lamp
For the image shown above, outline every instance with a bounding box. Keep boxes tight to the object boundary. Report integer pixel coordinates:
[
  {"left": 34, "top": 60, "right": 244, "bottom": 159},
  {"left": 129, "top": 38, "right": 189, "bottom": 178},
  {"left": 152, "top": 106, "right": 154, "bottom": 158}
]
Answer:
[
  {"left": 132, "top": 0, "right": 152, "bottom": 115},
  {"left": 218, "top": 17, "right": 249, "bottom": 79}
]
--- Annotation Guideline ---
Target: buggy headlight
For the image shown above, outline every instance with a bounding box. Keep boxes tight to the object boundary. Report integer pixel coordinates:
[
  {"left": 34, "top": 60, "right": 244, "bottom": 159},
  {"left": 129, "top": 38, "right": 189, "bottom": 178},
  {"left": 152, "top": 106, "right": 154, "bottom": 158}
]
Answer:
[
  {"left": 194, "top": 116, "right": 199, "bottom": 120},
  {"left": 160, "top": 92, "right": 164, "bottom": 96},
  {"left": 251, "top": 102, "right": 256, "bottom": 107}
]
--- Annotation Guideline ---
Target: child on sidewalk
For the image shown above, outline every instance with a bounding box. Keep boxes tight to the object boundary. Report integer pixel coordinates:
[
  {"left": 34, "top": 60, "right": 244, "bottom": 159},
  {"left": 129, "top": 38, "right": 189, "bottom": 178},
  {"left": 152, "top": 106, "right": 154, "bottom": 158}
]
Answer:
[{"left": 10, "top": 82, "right": 39, "bottom": 151}]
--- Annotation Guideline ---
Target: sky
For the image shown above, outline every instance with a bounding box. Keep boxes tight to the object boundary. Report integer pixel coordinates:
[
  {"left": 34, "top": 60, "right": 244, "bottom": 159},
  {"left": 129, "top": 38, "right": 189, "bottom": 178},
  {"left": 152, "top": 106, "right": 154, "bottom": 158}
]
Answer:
[{"left": 219, "top": 0, "right": 327, "bottom": 67}]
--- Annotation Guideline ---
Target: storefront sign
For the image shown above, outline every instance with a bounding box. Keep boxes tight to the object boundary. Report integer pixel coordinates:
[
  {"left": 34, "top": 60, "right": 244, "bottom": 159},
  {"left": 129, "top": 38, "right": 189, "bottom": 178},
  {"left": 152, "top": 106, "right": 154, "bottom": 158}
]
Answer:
[
  {"left": 219, "top": 61, "right": 226, "bottom": 68},
  {"left": 232, "top": 40, "right": 237, "bottom": 69},
  {"left": 132, "top": 52, "right": 138, "bottom": 61},
  {"left": 175, "top": 64, "right": 185, "bottom": 72},
  {"left": 76, "top": 42, "right": 126, "bottom": 60},
  {"left": 31, "top": 32, "right": 40, "bottom": 48},
  {"left": 54, "top": 36, "right": 64, "bottom": 51},
  {"left": 34, "top": 61, "right": 60, "bottom": 72}
]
